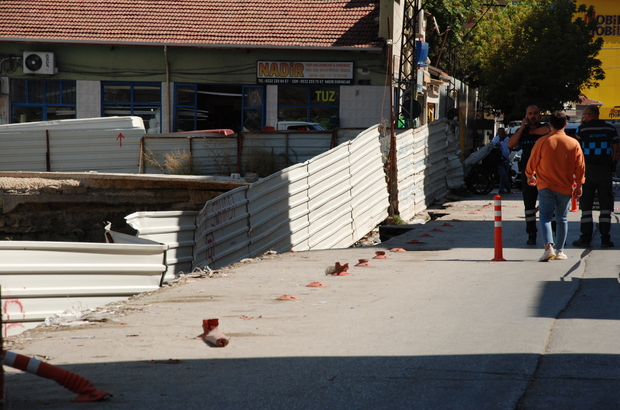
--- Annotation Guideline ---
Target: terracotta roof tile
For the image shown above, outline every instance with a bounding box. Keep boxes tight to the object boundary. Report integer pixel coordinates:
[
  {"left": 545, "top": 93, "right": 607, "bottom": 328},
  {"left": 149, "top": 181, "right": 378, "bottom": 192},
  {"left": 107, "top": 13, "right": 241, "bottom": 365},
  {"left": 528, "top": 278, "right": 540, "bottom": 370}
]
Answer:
[{"left": 0, "top": 0, "right": 381, "bottom": 49}]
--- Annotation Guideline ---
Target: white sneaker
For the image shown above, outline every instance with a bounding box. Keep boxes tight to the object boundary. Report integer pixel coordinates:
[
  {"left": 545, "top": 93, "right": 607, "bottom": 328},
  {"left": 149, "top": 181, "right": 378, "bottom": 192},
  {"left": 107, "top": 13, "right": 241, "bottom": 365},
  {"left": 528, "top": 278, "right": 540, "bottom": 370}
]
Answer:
[
  {"left": 539, "top": 248, "right": 556, "bottom": 262},
  {"left": 554, "top": 250, "right": 567, "bottom": 260}
]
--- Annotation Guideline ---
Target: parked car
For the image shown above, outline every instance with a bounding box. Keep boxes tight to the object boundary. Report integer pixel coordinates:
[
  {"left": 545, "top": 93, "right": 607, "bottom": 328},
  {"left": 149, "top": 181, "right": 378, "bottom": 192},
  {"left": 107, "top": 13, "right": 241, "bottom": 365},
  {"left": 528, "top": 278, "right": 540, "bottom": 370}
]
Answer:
[{"left": 276, "top": 121, "right": 326, "bottom": 131}]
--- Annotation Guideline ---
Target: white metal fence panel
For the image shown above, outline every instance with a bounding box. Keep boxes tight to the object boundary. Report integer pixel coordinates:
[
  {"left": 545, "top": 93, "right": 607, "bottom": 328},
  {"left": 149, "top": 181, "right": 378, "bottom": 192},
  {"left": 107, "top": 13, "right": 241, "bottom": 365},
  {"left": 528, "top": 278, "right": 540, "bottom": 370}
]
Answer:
[
  {"left": 124, "top": 211, "right": 199, "bottom": 283},
  {"left": 395, "top": 128, "right": 417, "bottom": 221},
  {"left": 188, "top": 125, "right": 389, "bottom": 267},
  {"left": 0, "top": 130, "right": 48, "bottom": 171},
  {"left": 288, "top": 133, "right": 334, "bottom": 163},
  {"left": 50, "top": 129, "right": 142, "bottom": 172},
  {"left": 243, "top": 131, "right": 332, "bottom": 170},
  {"left": 396, "top": 120, "right": 458, "bottom": 220},
  {"left": 0, "top": 240, "right": 168, "bottom": 336},
  {"left": 306, "top": 143, "right": 355, "bottom": 250},
  {"left": 411, "top": 124, "right": 433, "bottom": 215},
  {"left": 348, "top": 126, "right": 389, "bottom": 239},
  {"left": 0, "top": 116, "right": 145, "bottom": 173},
  {"left": 141, "top": 135, "right": 238, "bottom": 175},
  {"left": 247, "top": 162, "right": 310, "bottom": 255},
  {"left": 335, "top": 128, "right": 369, "bottom": 146},
  {"left": 425, "top": 121, "right": 449, "bottom": 203},
  {"left": 193, "top": 186, "right": 251, "bottom": 270}
]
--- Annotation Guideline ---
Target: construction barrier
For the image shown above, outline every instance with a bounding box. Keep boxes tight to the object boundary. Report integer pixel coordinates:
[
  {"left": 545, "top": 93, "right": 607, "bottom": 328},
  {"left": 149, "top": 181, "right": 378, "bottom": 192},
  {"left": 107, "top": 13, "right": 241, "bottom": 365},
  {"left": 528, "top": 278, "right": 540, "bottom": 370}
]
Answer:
[
  {"left": 492, "top": 195, "right": 506, "bottom": 261},
  {"left": 2, "top": 350, "right": 109, "bottom": 402}
]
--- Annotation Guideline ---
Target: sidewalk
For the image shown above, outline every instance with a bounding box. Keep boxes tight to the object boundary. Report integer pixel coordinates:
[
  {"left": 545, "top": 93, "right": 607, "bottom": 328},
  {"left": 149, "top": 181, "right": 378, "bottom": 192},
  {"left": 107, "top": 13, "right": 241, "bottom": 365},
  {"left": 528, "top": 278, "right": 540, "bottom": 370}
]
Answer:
[{"left": 4, "top": 190, "right": 620, "bottom": 410}]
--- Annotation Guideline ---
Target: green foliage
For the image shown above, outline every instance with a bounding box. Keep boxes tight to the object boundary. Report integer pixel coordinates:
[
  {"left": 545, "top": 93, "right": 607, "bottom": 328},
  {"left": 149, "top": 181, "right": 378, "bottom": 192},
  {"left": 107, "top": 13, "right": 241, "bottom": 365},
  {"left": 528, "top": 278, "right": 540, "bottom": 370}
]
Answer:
[{"left": 425, "top": 0, "right": 604, "bottom": 121}]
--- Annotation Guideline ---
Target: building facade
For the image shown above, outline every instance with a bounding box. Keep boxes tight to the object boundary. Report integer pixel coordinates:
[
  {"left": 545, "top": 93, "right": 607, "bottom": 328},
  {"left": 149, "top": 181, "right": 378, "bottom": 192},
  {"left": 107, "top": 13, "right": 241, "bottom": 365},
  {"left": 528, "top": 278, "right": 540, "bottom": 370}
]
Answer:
[
  {"left": 0, "top": 1, "right": 402, "bottom": 133},
  {"left": 579, "top": 0, "right": 620, "bottom": 120}
]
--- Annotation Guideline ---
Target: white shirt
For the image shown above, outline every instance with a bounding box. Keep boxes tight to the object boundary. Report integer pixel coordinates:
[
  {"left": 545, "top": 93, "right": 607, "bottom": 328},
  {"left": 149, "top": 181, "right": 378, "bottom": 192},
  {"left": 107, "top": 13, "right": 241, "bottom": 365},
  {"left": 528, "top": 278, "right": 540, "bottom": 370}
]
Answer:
[{"left": 492, "top": 135, "right": 510, "bottom": 160}]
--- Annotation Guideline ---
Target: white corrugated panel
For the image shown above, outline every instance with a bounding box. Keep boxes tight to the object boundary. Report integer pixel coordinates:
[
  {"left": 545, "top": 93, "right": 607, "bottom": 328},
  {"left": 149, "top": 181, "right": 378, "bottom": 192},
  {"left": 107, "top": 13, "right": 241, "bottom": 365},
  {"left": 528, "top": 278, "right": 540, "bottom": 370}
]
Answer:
[
  {"left": 142, "top": 135, "right": 238, "bottom": 175},
  {"left": 124, "top": 211, "right": 198, "bottom": 283},
  {"left": 307, "top": 143, "right": 355, "bottom": 249},
  {"left": 412, "top": 125, "right": 431, "bottom": 214},
  {"left": 243, "top": 131, "right": 332, "bottom": 167},
  {"left": 425, "top": 121, "right": 448, "bottom": 202},
  {"left": 0, "top": 117, "right": 145, "bottom": 173},
  {"left": 446, "top": 155, "right": 465, "bottom": 188},
  {"left": 349, "top": 126, "right": 389, "bottom": 239},
  {"left": 50, "top": 129, "right": 142, "bottom": 172},
  {"left": 193, "top": 186, "right": 251, "bottom": 270},
  {"left": 288, "top": 133, "right": 333, "bottom": 163},
  {"left": 0, "top": 240, "right": 168, "bottom": 336},
  {"left": 247, "top": 162, "right": 310, "bottom": 255},
  {"left": 396, "top": 129, "right": 417, "bottom": 221},
  {"left": 335, "top": 128, "right": 367, "bottom": 146},
  {"left": 0, "top": 130, "right": 48, "bottom": 171}
]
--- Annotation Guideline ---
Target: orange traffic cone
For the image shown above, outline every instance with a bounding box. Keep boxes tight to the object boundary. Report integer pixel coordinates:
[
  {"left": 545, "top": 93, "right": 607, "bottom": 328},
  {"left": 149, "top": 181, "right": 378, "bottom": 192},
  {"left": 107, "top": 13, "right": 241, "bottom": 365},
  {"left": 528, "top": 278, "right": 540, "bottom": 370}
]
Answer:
[
  {"left": 570, "top": 193, "right": 579, "bottom": 212},
  {"left": 2, "top": 350, "right": 109, "bottom": 402}
]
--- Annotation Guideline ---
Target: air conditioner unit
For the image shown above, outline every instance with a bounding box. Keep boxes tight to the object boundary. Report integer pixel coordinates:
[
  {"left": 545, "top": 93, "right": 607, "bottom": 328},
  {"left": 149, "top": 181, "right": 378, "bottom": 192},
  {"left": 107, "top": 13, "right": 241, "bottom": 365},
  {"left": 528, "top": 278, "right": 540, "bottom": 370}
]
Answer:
[{"left": 23, "top": 51, "right": 55, "bottom": 75}]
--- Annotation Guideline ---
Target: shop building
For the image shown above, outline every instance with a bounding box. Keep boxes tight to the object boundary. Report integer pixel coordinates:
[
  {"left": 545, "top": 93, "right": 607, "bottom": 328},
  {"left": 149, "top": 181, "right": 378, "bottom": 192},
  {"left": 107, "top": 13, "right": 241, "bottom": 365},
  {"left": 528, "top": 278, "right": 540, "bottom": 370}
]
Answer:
[{"left": 0, "top": 1, "right": 403, "bottom": 133}]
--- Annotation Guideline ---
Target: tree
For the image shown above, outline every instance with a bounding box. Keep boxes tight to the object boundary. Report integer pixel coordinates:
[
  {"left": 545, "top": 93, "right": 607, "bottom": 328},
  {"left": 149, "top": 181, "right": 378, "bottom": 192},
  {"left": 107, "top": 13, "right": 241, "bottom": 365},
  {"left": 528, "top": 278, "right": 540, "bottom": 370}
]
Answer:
[{"left": 424, "top": 0, "right": 604, "bottom": 122}]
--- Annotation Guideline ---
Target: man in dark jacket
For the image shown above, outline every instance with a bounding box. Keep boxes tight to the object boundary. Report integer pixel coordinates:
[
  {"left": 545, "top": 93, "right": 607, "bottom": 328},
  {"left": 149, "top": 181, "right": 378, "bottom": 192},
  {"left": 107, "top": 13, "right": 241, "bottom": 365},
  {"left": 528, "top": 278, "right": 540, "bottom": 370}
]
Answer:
[
  {"left": 572, "top": 105, "right": 620, "bottom": 248},
  {"left": 508, "top": 105, "right": 550, "bottom": 245}
]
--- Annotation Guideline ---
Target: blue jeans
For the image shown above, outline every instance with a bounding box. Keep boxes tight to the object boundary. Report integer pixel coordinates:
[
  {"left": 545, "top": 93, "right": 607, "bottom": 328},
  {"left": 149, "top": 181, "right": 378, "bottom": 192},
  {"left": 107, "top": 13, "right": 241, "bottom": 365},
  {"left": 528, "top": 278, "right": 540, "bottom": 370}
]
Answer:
[{"left": 538, "top": 188, "right": 571, "bottom": 250}]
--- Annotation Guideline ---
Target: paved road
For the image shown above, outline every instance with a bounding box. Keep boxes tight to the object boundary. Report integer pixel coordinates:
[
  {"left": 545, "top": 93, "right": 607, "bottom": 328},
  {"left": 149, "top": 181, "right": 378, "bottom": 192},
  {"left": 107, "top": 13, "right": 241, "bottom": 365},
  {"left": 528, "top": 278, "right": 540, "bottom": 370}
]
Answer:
[{"left": 4, "top": 191, "right": 620, "bottom": 410}]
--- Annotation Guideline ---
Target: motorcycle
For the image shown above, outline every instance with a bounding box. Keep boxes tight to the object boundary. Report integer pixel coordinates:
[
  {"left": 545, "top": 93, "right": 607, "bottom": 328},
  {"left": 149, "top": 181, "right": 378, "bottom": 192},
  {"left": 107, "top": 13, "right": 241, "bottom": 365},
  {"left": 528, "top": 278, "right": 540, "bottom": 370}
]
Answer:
[{"left": 464, "top": 142, "right": 512, "bottom": 195}]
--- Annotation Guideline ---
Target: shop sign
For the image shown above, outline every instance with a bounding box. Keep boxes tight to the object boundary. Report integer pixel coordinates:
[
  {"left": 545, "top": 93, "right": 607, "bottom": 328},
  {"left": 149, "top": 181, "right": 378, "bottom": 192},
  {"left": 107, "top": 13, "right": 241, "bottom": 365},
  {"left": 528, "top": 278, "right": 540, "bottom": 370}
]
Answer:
[
  {"left": 257, "top": 61, "right": 353, "bottom": 85},
  {"left": 609, "top": 106, "right": 620, "bottom": 119},
  {"left": 594, "top": 14, "right": 620, "bottom": 37}
]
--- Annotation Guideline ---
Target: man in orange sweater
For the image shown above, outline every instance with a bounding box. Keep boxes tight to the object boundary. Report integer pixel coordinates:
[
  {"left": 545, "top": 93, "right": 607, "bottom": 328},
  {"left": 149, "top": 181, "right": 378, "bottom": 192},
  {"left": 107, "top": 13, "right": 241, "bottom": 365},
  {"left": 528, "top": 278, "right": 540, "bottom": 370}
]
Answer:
[{"left": 525, "top": 111, "right": 585, "bottom": 262}]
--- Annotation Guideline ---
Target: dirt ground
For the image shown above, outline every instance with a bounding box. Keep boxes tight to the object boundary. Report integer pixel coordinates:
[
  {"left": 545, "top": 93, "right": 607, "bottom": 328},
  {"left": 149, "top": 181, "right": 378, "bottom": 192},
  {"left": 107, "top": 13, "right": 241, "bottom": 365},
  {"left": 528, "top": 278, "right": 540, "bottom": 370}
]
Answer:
[
  {"left": 0, "top": 175, "right": 224, "bottom": 242},
  {"left": 0, "top": 176, "right": 82, "bottom": 192}
]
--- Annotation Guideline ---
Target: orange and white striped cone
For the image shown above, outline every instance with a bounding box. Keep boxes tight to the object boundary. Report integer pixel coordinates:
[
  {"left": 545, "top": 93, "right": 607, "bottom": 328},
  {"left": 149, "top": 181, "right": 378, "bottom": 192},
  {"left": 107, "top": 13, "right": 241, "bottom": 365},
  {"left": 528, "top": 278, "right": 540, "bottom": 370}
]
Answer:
[
  {"left": 570, "top": 180, "right": 579, "bottom": 212},
  {"left": 2, "top": 350, "right": 109, "bottom": 402}
]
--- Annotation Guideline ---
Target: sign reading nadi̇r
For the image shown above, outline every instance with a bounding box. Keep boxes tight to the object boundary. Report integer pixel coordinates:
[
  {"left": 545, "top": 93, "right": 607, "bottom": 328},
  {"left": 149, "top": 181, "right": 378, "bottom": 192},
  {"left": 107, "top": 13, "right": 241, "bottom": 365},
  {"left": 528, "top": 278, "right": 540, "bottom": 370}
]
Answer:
[{"left": 257, "top": 61, "right": 354, "bottom": 85}]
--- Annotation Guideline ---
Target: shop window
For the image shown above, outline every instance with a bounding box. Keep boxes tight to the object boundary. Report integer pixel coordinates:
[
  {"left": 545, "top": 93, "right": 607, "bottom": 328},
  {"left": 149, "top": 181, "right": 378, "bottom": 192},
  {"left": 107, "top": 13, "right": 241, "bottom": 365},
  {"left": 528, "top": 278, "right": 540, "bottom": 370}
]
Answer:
[
  {"left": 174, "top": 84, "right": 262, "bottom": 133},
  {"left": 278, "top": 86, "right": 340, "bottom": 130},
  {"left": 10, "top": 79, "right": 76, "bottom": 123},
  {"left": 102, "top": 82, "right": 161, "bottom": 133},
  {"left": 242, "top": 86, "right": 264, "bottom": 132},
  {"left": 175, "top": 84, "right": 199, "bottom": 131}
]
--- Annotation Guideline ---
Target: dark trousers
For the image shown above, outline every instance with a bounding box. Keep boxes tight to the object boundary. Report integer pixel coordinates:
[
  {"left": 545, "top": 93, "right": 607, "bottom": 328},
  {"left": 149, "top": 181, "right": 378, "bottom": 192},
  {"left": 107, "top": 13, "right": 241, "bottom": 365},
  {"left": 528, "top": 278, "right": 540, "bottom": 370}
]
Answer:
[
  {"left": 579, "top": 165, "right": 614, "bottom": 242},
  {"left": 521, "top": 177, "right": 538, "bottom": 235},
  {"left": 497, "top": 161, "right": 512, "bottom": 192}
]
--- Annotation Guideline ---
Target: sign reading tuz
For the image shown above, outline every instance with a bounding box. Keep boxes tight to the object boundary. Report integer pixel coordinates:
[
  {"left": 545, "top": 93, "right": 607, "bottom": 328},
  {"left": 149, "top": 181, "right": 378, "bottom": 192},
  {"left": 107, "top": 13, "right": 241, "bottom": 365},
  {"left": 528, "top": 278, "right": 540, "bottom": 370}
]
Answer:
[{"left": 257, "top": 61, "right": 353, "bottom": 85}]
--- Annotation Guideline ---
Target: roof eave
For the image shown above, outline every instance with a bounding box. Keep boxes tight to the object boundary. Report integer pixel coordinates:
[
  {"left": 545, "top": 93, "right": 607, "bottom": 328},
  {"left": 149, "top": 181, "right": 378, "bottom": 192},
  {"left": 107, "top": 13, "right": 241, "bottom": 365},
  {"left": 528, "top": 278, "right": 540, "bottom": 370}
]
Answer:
[{"left": 2, "top": 38, "right": 384, "bottom": 53}]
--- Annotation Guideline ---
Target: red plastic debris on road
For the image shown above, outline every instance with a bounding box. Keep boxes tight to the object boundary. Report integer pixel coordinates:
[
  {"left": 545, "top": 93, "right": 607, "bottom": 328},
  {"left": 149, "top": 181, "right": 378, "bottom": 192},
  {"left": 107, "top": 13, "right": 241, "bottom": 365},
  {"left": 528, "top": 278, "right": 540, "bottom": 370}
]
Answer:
[
  {"left": 197, "top": 319, "right": 229, "bottom": 347},
  {"left": 276, "top": 295, "right": 300, "bottom": 300}
]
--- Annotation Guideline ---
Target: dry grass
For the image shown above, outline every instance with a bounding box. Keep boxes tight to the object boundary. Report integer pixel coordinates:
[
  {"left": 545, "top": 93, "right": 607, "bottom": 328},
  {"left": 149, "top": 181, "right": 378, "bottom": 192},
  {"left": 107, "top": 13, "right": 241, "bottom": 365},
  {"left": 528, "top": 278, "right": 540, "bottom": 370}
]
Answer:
[{"left": 144, "top": 148, "right": 194, "bottom": 175}]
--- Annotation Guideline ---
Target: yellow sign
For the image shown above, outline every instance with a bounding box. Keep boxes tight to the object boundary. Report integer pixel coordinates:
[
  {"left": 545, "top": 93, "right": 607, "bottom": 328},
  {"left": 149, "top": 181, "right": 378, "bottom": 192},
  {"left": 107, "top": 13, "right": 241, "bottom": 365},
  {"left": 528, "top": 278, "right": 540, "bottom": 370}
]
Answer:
[
  {"left": 580, "top": 0, "right": 620, "bottom": 120},
  {"left": 256, "top": 61, "right": 353, "bottom": 85}
]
